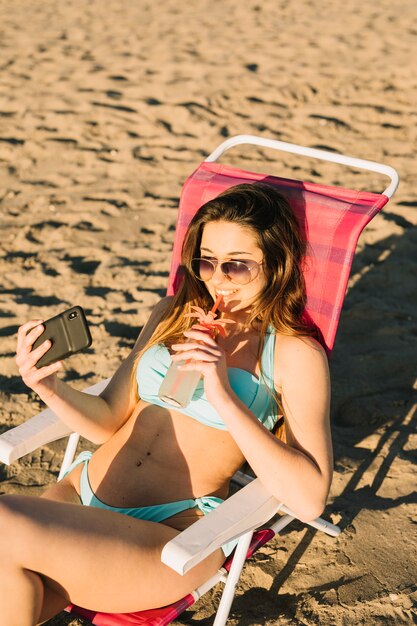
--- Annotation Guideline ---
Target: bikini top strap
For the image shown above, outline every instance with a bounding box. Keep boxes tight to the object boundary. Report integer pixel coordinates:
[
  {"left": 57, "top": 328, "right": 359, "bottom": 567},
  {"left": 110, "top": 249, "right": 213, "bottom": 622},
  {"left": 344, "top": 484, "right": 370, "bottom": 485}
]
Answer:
[{"left": 260, "top": 326, "right": 276, "bottom": 392}]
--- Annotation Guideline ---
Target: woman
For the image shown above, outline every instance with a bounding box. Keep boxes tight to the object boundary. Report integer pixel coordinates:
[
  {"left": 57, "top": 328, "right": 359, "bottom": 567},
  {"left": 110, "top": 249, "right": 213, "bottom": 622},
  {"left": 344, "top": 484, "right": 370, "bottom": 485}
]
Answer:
[{"left": 2, "top": 183, "right": 332, "bottom": 625}]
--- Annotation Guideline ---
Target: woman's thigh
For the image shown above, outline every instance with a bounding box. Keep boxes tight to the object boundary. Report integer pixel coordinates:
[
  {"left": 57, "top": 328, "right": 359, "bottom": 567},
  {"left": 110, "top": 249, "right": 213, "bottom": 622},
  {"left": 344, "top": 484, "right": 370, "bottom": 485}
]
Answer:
[
  {"left": 33, "top": 472, "right": 88, "bottom": 620},
  {"left": 0, "top": 494, "right": 224, "bottom": 613},
  {"left": 41, "top": 469, "right": 82, "bottom": 504}
]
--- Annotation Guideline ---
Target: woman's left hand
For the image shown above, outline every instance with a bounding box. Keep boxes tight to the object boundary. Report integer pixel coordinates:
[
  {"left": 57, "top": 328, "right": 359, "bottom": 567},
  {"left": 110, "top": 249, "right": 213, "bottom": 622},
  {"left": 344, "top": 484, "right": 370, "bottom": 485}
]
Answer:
[{"left": 171, "top": 327, "right": 232, "bottom": 404}]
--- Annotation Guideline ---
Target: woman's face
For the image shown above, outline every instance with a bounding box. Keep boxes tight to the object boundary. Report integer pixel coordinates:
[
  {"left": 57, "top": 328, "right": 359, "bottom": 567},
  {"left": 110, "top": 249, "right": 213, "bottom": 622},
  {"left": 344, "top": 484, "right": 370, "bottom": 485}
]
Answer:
[{"left": 198, "top": 220, "right": 266, "bottom": 316}]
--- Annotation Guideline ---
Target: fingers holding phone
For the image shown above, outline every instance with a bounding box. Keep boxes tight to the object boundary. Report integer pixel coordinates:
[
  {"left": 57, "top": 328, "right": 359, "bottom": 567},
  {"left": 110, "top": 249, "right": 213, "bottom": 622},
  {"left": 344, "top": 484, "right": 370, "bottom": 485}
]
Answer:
[
  {"left": 16, "top": 319, "right": 62, "bottom": 392},
  {"left": 16, "top": 306, "right": 92, "bottom": 394}
]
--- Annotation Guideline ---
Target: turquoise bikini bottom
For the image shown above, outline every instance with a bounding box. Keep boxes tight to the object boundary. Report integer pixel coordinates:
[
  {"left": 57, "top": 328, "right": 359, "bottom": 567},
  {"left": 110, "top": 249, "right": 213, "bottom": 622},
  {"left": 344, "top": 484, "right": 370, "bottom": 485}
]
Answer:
[{"left": 63, "top": 451, "right": 236, "bottom": 558}]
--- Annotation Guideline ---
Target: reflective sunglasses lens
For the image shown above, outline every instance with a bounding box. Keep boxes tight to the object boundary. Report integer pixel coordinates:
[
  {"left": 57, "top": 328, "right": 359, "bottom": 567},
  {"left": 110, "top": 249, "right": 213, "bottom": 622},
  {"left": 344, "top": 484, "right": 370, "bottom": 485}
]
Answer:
[
  {"left": 192, "top": 258, "right": 214, "bottom": 281},
  {"left": 222, "top": 261, "right": 253, "bottom": 284}
]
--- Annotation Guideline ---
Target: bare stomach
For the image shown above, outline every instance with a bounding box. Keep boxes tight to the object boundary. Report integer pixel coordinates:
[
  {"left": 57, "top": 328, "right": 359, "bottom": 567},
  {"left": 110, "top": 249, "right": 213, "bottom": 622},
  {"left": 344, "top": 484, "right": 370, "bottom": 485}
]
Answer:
[{"left": 65, "top": 400, "right": 245, "bottom": 527}]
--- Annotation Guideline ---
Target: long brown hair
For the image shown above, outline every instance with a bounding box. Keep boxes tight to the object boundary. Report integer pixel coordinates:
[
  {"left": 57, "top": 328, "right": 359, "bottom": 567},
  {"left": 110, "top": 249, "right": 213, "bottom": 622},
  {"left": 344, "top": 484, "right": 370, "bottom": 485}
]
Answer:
[{"left": 133, "top": 183, "right": 315, "bottom": 417}]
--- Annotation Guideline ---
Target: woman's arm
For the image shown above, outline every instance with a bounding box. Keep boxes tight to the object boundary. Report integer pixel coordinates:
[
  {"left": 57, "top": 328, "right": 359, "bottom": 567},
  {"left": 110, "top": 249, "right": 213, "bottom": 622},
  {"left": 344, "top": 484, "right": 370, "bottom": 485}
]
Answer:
[
  {"left": 16, "top": 298, "right": 172, "bottom": 444},
  {"left": 219, "top": 335, "right": 333, "bottom": 521},
  {"left": 172, "top": 331, "right": 333, "bottom": 522}
]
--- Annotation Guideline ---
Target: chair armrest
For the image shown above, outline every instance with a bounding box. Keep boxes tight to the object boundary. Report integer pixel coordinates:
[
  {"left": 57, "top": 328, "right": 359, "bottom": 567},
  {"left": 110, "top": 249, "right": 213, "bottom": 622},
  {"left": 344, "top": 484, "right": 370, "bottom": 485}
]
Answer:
[
  {"left": 0, "top": 409, "right": 72, "bottom": 465},
  {"left": 161, "top": 478, "right": 282, "bottom": 575},
  {"left": 0, "top": 378, "right": 111, "bottom": 465}
]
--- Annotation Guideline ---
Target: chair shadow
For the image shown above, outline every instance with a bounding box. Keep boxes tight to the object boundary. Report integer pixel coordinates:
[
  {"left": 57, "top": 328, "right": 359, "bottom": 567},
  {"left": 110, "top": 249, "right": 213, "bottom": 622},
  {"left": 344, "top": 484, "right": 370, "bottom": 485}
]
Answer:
[{"left": 328, "top": 213, "right": 416, "bottom": 526}]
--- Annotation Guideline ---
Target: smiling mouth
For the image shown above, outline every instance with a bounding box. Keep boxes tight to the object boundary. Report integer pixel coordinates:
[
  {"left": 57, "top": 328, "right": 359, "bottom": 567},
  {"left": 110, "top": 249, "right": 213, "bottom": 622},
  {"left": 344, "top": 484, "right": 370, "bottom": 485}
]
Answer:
[{"left": 216, "top": 289, "right": 239, "bottom": 297}]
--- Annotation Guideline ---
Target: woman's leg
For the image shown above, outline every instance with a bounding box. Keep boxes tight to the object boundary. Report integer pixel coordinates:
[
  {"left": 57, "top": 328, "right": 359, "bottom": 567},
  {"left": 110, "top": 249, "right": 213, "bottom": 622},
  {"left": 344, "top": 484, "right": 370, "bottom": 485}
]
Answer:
[
  {"left": 0, "top": 493, "right": 225, "bottom": 626},
  {"left": 35, "top": 478, "right": 85, "bottom": 623},
  {"left": 0, "top": 478, "right": 82, "bottom": 625}
]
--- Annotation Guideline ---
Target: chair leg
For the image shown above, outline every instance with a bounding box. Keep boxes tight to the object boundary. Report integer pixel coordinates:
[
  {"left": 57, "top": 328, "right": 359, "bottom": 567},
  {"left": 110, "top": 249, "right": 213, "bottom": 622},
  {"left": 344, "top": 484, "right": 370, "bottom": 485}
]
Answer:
[
  {"left": 213, "top": 531, "right": 253, "bottom": 626},
  {"left": 57, "top": 432, "right": 80, "bottom": 480}
]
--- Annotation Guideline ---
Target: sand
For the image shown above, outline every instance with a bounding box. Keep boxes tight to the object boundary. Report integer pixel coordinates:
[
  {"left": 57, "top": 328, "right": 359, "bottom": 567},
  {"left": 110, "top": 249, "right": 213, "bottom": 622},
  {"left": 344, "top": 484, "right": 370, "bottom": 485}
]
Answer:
[{"left": 0, "top": 0, "right": 416, "bottom": 624}]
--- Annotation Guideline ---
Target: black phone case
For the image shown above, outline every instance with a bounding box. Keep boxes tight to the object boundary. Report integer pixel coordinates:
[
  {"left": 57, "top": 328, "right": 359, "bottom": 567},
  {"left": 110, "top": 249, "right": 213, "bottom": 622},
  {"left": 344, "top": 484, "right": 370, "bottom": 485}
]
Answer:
[{"left": 32, "top": 306, "right": 92, "bottom": 368}]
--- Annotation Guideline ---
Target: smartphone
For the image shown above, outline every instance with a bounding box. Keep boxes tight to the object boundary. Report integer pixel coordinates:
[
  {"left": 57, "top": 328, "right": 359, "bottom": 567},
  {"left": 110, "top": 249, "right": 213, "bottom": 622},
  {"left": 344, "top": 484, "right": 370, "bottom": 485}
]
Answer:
[{"left": 32, "top": 306, "right": 92, "bottom": 368}]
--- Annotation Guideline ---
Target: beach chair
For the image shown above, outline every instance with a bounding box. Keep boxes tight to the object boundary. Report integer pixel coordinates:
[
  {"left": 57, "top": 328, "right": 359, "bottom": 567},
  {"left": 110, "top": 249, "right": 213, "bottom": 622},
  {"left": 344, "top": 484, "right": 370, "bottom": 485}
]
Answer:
[{"left": 0, "top": 135, "right": 399, "bottom": 626}]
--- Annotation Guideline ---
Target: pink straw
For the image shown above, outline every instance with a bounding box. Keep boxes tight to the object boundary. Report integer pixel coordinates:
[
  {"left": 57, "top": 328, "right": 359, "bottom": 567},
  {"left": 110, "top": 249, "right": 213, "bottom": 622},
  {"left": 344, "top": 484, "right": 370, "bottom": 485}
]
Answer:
[{"left": 210, "top": 294, "right": 223, "bottom": 313}]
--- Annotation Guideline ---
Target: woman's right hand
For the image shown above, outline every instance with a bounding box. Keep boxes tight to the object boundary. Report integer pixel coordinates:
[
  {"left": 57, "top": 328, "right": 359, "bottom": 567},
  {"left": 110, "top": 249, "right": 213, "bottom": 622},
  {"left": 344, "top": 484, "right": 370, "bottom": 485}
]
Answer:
[{"left": 16, "top": 320, "right": 62, "bottom": 398}]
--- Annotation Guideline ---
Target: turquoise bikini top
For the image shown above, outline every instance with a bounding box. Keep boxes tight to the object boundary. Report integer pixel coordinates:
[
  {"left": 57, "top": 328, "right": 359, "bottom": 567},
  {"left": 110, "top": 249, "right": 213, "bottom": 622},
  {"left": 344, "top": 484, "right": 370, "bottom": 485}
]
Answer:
[{"left": 136, "top": 330, "right": 278, "bottom": 431}]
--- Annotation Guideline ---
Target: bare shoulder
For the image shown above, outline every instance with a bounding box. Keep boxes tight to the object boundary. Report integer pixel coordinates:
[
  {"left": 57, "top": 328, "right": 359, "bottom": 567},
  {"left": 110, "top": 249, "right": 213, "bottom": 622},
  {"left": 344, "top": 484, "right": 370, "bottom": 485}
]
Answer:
[
  {"left": 133, "top": 296, "right": 173, "bottom": 348},
  {"left": 147, "top": 295, "right": 173, "bottom": 318},
  {"left": 99, "top": 296, "right": 173, "bottom": 406},
  {"left": 274, "top": 333, "right": 329, "bottom": 389},
  {"left": 275, "top": 333, "right": 327, "bottom": 360}
]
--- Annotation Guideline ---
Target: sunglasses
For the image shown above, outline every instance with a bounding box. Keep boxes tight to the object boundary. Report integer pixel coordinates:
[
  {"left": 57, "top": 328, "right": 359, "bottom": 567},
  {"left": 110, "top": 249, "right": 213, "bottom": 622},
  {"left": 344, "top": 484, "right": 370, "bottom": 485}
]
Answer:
[{"left": 191, "top": 257, "right": 263, "bottom": 285}]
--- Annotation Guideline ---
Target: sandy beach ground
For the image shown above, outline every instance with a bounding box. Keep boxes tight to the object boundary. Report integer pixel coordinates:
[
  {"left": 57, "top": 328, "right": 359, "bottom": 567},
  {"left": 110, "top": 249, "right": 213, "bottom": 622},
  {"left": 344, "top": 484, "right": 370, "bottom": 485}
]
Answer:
[{"left": 0, "top": 0, "right": 416, "bottom": 624}]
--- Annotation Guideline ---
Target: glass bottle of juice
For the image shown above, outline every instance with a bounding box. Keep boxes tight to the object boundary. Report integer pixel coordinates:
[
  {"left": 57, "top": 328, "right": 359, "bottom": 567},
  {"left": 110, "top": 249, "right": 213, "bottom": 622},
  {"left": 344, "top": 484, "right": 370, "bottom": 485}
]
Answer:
[{"left": 158, "top": 358, "right": 202, "bottom": 408}]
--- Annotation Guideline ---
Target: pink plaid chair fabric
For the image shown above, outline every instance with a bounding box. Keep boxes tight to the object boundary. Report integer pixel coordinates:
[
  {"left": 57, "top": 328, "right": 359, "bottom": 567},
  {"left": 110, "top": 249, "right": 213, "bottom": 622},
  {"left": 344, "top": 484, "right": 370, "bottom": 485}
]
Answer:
[{"left": 66, "top": 161, "right": 389, "bottom": 625}]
